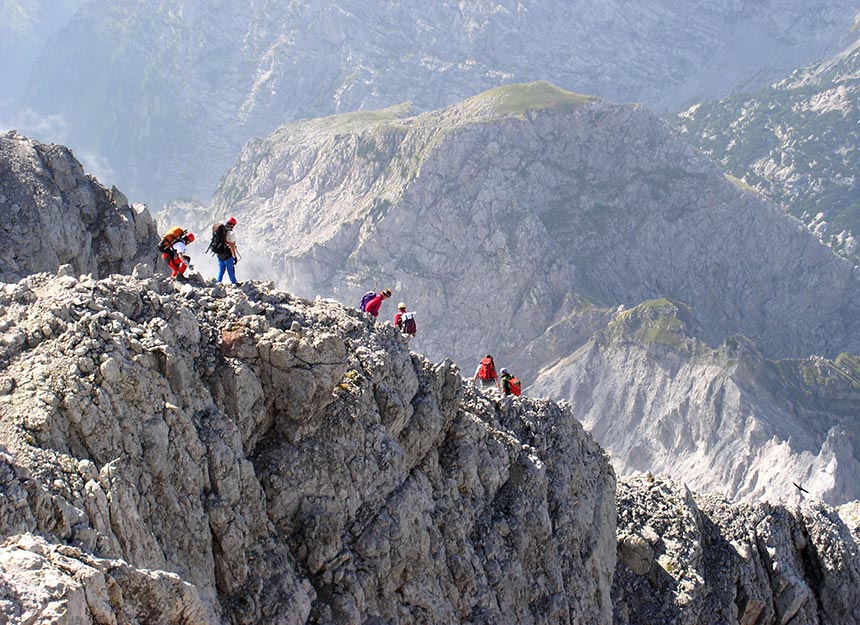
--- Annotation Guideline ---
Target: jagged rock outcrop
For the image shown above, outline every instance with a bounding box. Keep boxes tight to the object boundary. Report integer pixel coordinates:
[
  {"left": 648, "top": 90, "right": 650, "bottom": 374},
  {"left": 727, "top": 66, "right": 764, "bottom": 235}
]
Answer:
[
  {"left": 205, "top": 83, "right": 860, "bottom": 369},
  {"left": 529, "top": 299, "right": 860, "bottom": 505},
  {"left": 0, "top": 270, "right": 615, "bottom": 624},
  {"left": 0, "top": 131, "right": 159, "bottom": 282},
  {"left": 8, "top": 0, "right": 857, "bottom": 207},
  {"left": 613, "top": 474, "right": 860, "bottom": 625},
  {"left": 676, "top": 39, "right": 860, "bottom": 263}
]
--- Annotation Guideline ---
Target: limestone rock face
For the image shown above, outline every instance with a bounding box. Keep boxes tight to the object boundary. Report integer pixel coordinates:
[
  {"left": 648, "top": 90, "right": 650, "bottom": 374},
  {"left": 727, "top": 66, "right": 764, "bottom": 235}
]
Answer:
[
  {"left": 0, "top": 271, "right": 615, "bottom": 624},
  {"left": 0, "top": 131, "right": 159, "bottom": 282},
  {"left": 613, "top": 474, "right": 860, "bottom": 625},
  {"left": 0, "top": 534, "right": 208, "bottom": 625},
  {"left": 10, "top": 0, "right": 856, "bottom": 207},
  {"left": 677, "top": 40, "right": 860, "bottom": 263}
]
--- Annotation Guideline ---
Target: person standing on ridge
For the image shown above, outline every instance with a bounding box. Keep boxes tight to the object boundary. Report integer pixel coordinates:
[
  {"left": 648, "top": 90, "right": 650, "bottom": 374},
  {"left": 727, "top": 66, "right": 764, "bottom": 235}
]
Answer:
[
  {"left": 208, "top": 216, "right": 240, "bottom": 284},
  {"left": 365, "top": 289, "right": 392, "bottom": 318},
  {"left": 394, "top": 302, "right": 418, "bottom": 337},
  {"left": 474, "top": 354, "right": 499, "bottom": 390}
]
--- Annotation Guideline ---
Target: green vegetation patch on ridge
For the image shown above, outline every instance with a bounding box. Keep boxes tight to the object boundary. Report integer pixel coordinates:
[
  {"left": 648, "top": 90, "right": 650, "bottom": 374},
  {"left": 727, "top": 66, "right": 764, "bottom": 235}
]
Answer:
[
  {"left": 605, "top": 298, "right": 694, "bottom": 350},
  {"left": 466, "top": 81, "right": 597, "bottom": 117}
]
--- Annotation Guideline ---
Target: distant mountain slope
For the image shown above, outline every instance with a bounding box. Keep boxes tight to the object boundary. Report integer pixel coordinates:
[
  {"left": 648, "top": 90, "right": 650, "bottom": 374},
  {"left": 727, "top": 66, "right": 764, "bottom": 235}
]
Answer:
[
  {"left": 10, "top": 0, "right": 857, "bottom": 208},
  {"left": 207, "top": 83, "right": 860, "bottom": 368},
  {"left": 0, "top": 0, "right": 85, "bottom": 119},
  {"left": 529, "top": 299, "right": 860, "bottom": 504},
  {"left": 676, "top": 39, "right": 860, "bottom": 262}
]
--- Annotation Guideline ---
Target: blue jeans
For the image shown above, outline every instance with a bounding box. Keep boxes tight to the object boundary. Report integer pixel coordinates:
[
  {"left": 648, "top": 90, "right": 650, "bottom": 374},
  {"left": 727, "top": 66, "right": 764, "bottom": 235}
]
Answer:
[{"left": 217, "top": 257, "right": 237, "bottom": 283}]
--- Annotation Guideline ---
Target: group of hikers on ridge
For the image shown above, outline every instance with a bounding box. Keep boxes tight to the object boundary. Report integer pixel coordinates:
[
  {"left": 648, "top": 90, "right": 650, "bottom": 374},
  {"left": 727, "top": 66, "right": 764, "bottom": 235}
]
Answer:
[
  {"left": 158, "top": 217, "right": 240, "bottom": 283},
  {"left": 359, "top": 289, "right": 417, "bottom": 338},
  {"left": 160, "top": 224, "right": 520, "bottom": 395},
  {"left": 359, "top": 292, "right": 521, "bottom": 395},
  {"left": 473, "top": 354, "right": 522, "bottom": 396}
]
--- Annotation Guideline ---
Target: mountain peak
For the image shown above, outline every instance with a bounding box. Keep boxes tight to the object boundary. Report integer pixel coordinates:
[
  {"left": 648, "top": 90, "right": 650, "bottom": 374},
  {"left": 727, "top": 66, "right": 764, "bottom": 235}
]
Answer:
[{"left": 457, "top": 81, "right": 598, "bottom": 118}]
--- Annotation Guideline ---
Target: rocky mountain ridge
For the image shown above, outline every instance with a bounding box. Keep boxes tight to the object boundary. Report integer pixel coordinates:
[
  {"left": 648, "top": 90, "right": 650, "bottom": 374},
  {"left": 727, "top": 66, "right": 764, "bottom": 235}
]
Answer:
[
  {"left": 0, "top": 269, "right": 616, "bottom": 624},
  {"left": 6, "top": 0, "right": 858, "bottom": 208},
  {"left": 0, "top": 268, "right": 857, "bottom": 624},
  {"left": 676, "top": 39, "right": 860, "bottom": 263},
  {"left": 614, "top": 474, "right": 860, "bottom": 625}
]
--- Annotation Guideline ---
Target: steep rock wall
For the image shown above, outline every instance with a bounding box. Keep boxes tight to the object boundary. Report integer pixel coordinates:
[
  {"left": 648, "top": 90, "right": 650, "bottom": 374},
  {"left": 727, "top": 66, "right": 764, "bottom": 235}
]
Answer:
[
  {"left": 0, "top": 131, "right": 159, "bottom": 282},
  {"left": 529, "top": 299, "right": 860, "bottom": 505}
]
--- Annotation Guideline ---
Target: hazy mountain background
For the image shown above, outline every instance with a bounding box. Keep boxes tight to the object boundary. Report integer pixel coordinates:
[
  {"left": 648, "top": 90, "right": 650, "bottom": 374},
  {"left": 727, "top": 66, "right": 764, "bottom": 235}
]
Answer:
[
  {"left": 2, "top": 0, "right": 858, "bottom": 210},
  {"left": 676, "top": 39, "right": 860, "bottom": 263},
  {"left": 0, "top": 0, "right": 86, "bottom": 117}
]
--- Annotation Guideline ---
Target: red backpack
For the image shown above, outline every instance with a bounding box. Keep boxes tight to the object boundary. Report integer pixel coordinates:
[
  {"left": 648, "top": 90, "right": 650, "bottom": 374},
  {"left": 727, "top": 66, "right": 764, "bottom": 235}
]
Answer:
[
  {"left": 509, "top": 377, "right": 522, "bottom": 396},
  {"left": 478, "top": 357, "right": 496, "bottom": 380}
]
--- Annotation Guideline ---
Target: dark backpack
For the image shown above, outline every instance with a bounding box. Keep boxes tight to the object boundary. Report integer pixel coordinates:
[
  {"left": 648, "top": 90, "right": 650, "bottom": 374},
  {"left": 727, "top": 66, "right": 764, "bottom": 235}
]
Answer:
[
  {"left": 207, "top": 223, "right": 231, "bottom": 258},
  {"left": 403, "top": 312, "right": 417, "bottom": 336},
  {"left": 359, "top": 291, "right": 377, "bottom": 311},
  {"left": 478, "top": 357, "right": 496, "bottom": 380}
]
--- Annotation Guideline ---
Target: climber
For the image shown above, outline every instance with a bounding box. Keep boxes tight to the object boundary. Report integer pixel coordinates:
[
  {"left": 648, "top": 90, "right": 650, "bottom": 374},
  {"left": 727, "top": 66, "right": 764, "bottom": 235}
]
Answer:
[
  {"left": 159, "top": 227, "right": 195, "bottom": 281},
  {"left": 394, "top": 302, "right": 417, "bottom": 337},
  {"left": 499, "top": 368, "right": 522, "bottom": 396},
  {"left": 364, "top": 289, "right": 391, "bottom": 318},
  {"left": 473, "top": 354, "right": 499, "bottom": 390},
  {"left": 207, "top": 216, "right": 240, "bottom": 284}
]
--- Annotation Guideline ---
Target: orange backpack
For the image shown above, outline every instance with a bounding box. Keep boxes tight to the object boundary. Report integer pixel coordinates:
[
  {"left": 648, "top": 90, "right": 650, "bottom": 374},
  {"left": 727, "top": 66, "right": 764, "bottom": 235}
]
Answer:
[
  {"left": 158, "top": 226, "right": 185, "bottom": 253},
  {"left": 509, "top": 377, "right": 522, "bottom": 396}
]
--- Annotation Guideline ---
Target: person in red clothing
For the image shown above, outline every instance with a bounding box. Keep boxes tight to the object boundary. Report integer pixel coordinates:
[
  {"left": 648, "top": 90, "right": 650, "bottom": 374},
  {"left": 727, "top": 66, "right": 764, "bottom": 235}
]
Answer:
[
  {"left": 473, "top": 354, "right": 499, "bottom": 390},
  {"left": 365, "top": 288, "right": 391, "bottom": 317},
  {"left": 163, "top": 232, "right": 195, "bottom": 280}
]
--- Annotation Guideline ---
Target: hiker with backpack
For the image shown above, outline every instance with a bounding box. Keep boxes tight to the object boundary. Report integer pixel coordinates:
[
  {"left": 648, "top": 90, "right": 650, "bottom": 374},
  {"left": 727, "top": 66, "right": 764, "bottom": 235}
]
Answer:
[
  {"left": 394, "top": 302, "right": 417, "bottom": 337},
  {"left": 158, "top": 227, "right": 195, "bottom": 281},
  {"left": 361, "top": 289, "right": 391, "bottom": 318},
  {"left": 500, "top": 368, "right": 522, "bottom": 396},
  {"left": 473, "top": 354, "right": 499, "bottom": 390},
  {"left": 207, "top": 217, "right": 240, "bottom": 284}
]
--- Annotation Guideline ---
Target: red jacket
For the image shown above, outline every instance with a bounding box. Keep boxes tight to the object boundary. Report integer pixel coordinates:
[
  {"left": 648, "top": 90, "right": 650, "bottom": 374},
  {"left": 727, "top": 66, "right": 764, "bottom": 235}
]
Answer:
[{"left": 365, "top": 293, "right": 385, "bottom": 317}]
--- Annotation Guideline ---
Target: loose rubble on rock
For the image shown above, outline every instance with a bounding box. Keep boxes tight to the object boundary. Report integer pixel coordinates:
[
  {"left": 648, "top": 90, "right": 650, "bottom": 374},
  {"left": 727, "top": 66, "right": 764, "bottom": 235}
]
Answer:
[
  {"left": 614, "top": 474, "right": 860, "bottom": 625},
  {"left": 0, "top": 270, "right": 615, "bottom": 624}
]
